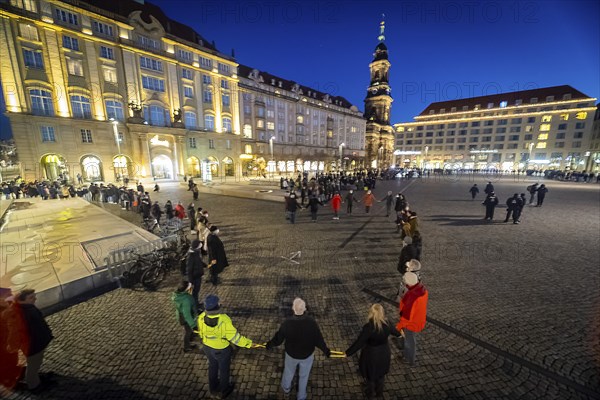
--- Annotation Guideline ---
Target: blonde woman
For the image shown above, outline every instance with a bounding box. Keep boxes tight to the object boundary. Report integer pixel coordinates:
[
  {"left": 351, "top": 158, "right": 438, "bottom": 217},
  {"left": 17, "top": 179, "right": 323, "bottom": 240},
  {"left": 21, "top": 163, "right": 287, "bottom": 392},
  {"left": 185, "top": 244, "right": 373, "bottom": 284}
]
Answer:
[{"left": 345, "top": 304, "right": 400, "bottom": 398}]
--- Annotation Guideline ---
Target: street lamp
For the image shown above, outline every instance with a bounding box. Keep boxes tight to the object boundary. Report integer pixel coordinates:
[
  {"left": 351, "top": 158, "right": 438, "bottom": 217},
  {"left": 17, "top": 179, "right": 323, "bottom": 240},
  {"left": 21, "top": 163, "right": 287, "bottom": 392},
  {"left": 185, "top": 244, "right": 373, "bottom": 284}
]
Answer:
[
  {"left": 424, "top": 146, "right": 429, "bottom": 171},
  {"left": 269, "top": 136, "right": 275, "bottom": 177},
  {"left": 110, "top": 119, "right": 122, "bottom": 180},
  {"left": 339, "top": 142, "right": 345, "bottom": 172}
]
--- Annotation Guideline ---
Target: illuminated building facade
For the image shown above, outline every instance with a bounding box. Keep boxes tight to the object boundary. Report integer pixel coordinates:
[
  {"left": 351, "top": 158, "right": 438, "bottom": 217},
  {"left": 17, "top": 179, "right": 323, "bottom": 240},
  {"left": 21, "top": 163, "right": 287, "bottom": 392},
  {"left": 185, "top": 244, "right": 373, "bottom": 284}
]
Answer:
[
  {"left": 237, "top": 65, "right": 366, "bottom": 176},
  {"left": 393, "top": 86, "right": 597, "bottom": 172},
  {"left": 0, "top": 0, "right": 242, "bottom": 182}
]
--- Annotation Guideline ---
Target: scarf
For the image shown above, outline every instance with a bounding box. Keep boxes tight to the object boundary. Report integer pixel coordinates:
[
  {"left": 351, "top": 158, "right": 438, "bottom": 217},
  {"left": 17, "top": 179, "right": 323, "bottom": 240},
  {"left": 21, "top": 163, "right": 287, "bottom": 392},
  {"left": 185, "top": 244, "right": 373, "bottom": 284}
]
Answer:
[{"left": 401, "top": 283, "right": 426, "bottom": 319}]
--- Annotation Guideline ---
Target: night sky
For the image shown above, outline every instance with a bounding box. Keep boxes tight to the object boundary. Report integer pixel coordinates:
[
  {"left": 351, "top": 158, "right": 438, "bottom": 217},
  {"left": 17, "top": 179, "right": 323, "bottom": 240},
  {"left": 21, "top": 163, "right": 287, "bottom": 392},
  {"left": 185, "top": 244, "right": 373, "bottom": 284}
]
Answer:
[{"left": 1, "top": 0, "right": 598, "bottom": 139}]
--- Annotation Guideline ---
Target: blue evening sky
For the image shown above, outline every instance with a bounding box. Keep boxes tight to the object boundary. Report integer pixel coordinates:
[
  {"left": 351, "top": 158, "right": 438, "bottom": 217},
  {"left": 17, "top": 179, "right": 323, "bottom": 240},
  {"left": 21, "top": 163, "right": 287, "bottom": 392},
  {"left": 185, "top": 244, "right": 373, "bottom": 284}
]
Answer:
[{"left": 1, "top": 0, "right": 598, "bottom": 139}]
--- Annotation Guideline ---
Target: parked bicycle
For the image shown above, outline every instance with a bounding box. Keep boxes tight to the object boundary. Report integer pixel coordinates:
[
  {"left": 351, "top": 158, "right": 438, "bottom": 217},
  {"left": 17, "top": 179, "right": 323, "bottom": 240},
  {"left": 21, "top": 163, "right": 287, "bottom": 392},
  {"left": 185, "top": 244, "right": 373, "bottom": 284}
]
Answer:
[
  {"left": 143, "top": 217, "right": 161, "bottom": 234},
  {"left": 121, "top": 249, "right": 161, "bottom": 288}
]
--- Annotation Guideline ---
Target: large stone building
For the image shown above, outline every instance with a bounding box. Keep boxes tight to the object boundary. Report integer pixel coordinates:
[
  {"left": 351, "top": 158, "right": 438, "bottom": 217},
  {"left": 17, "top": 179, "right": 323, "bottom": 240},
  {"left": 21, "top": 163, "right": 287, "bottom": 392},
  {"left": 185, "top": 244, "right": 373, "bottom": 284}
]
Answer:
[
  {"left": 237, "top": 65, "right": 365, "bottom": 176},
  {"left": 364, "top": 18, "right": 394, "bottom": 169},
  {"left": 0, "top": 0, "right": 364, "bottom": 182},
  {"left": 589, "top": 103, "right": 600, "bottom": 172},
  {"left": 393, "top": 85, "right": 597, "bottom": 172}
]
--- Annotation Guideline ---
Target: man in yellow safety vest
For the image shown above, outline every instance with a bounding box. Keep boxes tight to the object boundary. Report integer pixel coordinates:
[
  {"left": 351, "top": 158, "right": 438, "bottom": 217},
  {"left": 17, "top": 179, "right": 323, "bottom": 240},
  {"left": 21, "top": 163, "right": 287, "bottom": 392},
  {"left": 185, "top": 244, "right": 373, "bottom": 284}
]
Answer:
[{"left": 197, "top": 294, "right": 257, "bottom": 399}]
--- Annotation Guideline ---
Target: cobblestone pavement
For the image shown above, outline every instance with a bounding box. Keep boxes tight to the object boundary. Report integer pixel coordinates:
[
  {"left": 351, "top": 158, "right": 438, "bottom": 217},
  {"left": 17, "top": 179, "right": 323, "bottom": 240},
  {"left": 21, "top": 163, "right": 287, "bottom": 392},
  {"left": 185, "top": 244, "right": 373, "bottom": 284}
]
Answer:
[{"left": 5, "top": 175, "right": 600, "bottom": 400}]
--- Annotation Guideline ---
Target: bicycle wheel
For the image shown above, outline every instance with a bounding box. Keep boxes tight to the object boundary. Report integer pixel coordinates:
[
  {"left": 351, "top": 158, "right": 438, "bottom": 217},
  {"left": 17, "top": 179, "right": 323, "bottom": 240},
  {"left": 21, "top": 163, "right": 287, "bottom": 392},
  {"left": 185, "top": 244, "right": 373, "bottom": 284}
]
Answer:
[{"left": 141, "top": 266, "right": 166, "bottom": 290}]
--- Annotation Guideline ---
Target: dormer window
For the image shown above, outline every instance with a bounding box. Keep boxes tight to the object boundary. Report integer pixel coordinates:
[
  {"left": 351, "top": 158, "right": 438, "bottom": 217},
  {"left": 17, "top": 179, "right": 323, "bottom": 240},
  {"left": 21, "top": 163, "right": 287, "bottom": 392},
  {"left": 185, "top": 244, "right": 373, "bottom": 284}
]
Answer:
[
  {"left": 462, "top": 106, "right": 468, "bottom": 111},
  {"left": 487, "top": 102, "right": 494, "bottom": 109},
  {"left": 530, "top": 97, "right": 538, "bottom": 103},
  {"left": 429, "top": 110, "right": 435, "bottom": 115},
  {"left": 546, "top": 96, "right": 554, "bottom": 102},
  {"left": 515, "top": 99, "right": 522, "bottom": 105},
  {"left": 271, "top": 79, "right": 275, "bottom": 85},
  {"left": 563, "top": 93, "right": 571, "bottom": 100}
]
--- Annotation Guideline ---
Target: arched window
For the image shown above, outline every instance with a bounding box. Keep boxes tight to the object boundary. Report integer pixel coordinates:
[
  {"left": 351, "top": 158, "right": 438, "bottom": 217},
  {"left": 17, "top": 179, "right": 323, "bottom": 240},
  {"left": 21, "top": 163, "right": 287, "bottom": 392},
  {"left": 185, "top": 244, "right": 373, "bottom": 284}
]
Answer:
[
  {"left": 185, "top": 111, "right": 197, "bottom": 129},
  {"left": 105, "top": 100, "right": 124, "bottom": 121},
  {"left": 30, "top": 89, "right": 54, "bottom": 116},
  {"left": 222, "top": 117, "right": 232, "bottom": 133},
  {"left": 205, "top": 114, "right": 215, "bottom": 130}
]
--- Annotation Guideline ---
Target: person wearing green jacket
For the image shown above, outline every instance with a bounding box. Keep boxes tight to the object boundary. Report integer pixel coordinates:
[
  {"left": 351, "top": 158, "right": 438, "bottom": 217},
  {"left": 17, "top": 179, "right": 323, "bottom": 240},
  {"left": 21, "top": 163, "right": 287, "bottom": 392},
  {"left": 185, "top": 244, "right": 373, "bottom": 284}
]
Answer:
[
  {"left": 172, "top": 281, "right": 198, "bottom": 353},
  {"left": 197, "top": 294, "right": 258, "bottom": 399}
]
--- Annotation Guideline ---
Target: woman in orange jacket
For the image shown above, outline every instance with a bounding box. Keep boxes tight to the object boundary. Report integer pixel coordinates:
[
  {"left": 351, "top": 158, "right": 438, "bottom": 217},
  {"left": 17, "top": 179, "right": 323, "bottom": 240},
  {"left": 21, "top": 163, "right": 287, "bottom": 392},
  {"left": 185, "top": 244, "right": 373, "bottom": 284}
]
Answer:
[
  {"left": 331, "top": 192, "right": 342, "bottom": 220},
  {"left": 362, "top": 190, "right": 377, "bottom": 213},
  {"left": 396, "top": 272, "right": 428, "bottom": 366}
]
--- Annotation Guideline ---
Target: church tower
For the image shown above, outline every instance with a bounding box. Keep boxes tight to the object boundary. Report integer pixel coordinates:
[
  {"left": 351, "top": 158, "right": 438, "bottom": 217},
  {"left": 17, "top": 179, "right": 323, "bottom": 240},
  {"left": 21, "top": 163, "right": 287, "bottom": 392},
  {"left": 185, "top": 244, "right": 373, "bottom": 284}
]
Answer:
[{"left": 364, "top": 16, "right": 395, "bottom": 169}]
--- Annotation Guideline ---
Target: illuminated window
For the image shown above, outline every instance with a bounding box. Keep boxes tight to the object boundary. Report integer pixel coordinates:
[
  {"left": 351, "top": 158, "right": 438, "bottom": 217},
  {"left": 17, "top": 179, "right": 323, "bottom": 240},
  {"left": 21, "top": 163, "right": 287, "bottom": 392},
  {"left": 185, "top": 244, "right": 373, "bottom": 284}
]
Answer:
[
  {"left": 103, "top": 66, "right": 117, "bottom": 83},
  {"left": 243, "top": 124, "right": 252, "bottom": 138},
  {"left": 500, "top": 101, "right": 508, "bottom": 108},
  {"left": 244, "top": 144, "right": 252, "bottom": 154},
  {"left": 397, "top": 126, "right": 405, "bottom": 132},
  {"left": 19, "top": 23, "right": 38, "bottom": 41},
  {"left": 560, "top": 114, "right": 569, "bottom": 121},
  {"left": 575, "top": 112, "right": 587, "bottom": 120},
  {"left": 537, "top": 134, "right": 548, "bottom": 140},
  {"left": 540, "top": 124, "right": 550, "bottom": 131},
  {"left": 541, "top": 115, "right": 552, "bottom": 122},
  {"left": 525, "top": 126, "right": 534, "bottom": 132},
  {"left": 67, "top": 58, "right": 83, "bottom": 76},
  {"left": 296, "top": 115, "right": 303, "bottom": 124},
  {"left": 536, "top": 142, "right": 546, "bottom": 149},
  {"left": 222, "top": 117, "right": 232, "bottom": 132}
]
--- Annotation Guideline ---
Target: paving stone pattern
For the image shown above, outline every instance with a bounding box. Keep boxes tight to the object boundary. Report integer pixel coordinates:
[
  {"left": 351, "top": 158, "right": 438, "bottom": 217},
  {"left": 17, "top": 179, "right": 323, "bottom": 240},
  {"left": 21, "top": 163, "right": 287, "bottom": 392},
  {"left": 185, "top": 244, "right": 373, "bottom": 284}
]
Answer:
[{"left": 6, "top": 176, "right": 600, "bottom": 399}]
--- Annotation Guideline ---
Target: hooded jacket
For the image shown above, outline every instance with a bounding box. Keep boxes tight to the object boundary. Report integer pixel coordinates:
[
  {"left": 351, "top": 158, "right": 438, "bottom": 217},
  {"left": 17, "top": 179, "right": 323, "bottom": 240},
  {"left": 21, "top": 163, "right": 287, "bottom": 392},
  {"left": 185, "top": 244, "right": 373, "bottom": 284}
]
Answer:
[
  {"left": 396, "top": 283, "right": 428, "bottom": 333},
  {"left": 172, "top": 291, "right": 197, "bottom": 328},
  {"left": 197, "top": 311, "right": 252, "bottom": 349}
]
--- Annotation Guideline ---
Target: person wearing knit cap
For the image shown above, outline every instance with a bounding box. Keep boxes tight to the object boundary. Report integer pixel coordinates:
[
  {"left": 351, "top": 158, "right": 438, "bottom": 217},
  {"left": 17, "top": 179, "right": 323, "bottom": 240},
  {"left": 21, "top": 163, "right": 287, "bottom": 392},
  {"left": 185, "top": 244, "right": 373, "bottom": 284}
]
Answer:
[
  {"left": 266, "top": 297, "right": 331, "bottom": 399},
  {"left": 171, "top": 281, "right": 198, "bottom": 353},
  {"left": 206, "top": 225, "right": 229, "bottom": 286},
  {"left": 197, "top": 294, "right": 256, "bottom": 399},
  {"left": 186, "top": 239, "right": 206, "bottom": 309},
  {"left": 397, "top": 236, "right": 417, "bottom": 275},
  {"left": 396, "top": 272, "right": 429, "bottom": 366}
]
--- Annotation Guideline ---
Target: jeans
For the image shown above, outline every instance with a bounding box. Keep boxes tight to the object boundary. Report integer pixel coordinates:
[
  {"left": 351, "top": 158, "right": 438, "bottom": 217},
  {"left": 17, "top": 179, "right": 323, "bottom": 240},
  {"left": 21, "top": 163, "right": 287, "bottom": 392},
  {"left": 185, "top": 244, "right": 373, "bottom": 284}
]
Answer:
[
  {"left": 183, "top": 322, "right": 194, "bottom": 350},
  {"left": 403, "top": 329, "right": 417, "bottom": 365},
  {"left": 310, "top": 211, "right": 317, "bottom": 221},
  {"left": 26, "top": 350, "right": 45, "bottom": 389},
  {"left": 289, "top": 211, "right": 297, "bottom": 224},
  {"left": 204, "top": 346, "right": 232, "bottom": 394},
  {"left": 282, "top": 352, "right": 314, "bottom": 400}
]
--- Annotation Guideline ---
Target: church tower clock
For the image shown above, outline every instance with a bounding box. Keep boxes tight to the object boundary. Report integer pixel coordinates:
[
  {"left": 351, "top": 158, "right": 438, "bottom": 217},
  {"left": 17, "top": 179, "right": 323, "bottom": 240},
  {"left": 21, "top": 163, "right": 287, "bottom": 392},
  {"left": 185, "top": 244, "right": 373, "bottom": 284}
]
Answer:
[{"left": 364, "top": 16, "right": 395, "bottom": 169}]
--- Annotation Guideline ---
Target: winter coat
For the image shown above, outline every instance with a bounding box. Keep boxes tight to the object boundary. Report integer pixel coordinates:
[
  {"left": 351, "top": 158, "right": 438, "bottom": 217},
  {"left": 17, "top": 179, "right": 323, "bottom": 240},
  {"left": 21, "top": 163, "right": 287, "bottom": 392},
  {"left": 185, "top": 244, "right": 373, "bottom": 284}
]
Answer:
[
  {"left": 345, "top": 321, "right": 400, "bottom": 381},
  {"left": 331, "top": 194, "right": 342, "bottom": 211},
  {"left": 207, "top": 234, "right": 229, "bottom": 271},
  {"left": 396, "top": 283, "right": 429, "bottom": 333},
  {"left": 186, "top": 249, "right": 206, "bottom": 280},
  {"left": 7, "top": 303, "right": 53, "bottom": 356},
  {"left": 172, "top": 291, "right": 197, "bottom": 328},
  {"left": 363, "top": 193, "right": 376, "bottom": 207}
]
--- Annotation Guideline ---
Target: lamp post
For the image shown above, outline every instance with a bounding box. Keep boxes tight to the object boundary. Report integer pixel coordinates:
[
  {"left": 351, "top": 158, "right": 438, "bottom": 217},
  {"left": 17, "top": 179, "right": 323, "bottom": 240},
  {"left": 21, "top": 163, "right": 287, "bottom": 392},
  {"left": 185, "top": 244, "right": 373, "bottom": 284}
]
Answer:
[
  {"left": 528, "top": 142, "right": 535, "bottom": 172},
  {"left": 269, "top": 136, "right": 275, "bottom": 177},
  {"left": 424, "top": 145, "right": 429, "bottom": 172},
  {"left": 110, "top": 119, "right": 122, "bottom": 180},
  {"left": 339, "top": 142, "right": 345, "bottom": 172}
]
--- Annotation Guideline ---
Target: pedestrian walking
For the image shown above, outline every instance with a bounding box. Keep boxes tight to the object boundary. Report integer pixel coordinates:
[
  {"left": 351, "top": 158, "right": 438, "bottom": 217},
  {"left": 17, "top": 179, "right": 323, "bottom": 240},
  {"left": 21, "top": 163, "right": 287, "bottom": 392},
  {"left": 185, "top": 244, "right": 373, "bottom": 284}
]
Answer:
[
  {"left": 536, "top": 184, "right": 548, "bottom": 206},
  {"left": 165, "top": 200, "right": 174, "bottom": 223},
  {"left": 482, "top": 191, "right": 499, "bottom": 220},
  {"left": 207, "top": 226, "right": 228, "bottom": 286},
  {"left": 331, "top": 192, "right": 342, "bottom": 220},
  {"left": 6, "top": 289, "right": 55, "bottom": 393},
  {"left": 266, "top": 298, "right": 331, "bottom": 400},
  {"left": 345, "top": 190, "right": 359, "bottom": 214},
  {"left": 197, "top": 295, "right": 258, "bottom": 399},
  {"left": 172, "top": 281, "right": 198, "bottom": 353},
  {"left": 344, "top": 304, "right": 401, "bottom": 398},
  {"left": 396, "top": 272, "right": 428, "bottom": 366},
  {"left": 192, "top": 184, "right": 199, "bottom": 201},
  {"left": 186, "top": 239, "right": 206, "bottom": 309},
  {"left": 469, "top": 184, "right": 479, "bottom": 200},
  {"left": 484, "top": 181, "right": 494, "bottom": 195}
]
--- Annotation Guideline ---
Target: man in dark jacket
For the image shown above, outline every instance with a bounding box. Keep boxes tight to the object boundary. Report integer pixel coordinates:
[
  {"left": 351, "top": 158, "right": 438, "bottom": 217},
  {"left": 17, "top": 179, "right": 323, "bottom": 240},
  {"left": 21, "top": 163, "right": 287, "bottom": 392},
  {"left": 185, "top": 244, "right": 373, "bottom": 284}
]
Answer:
[
  {"left": 527, "top": 183, "right": 539, "bottom": 204},
  {"left": 307, "top": 195, "right": 324, "bottom": 222},
  {"left": 536, "top": 184, "right": 548, "bottom": 206},
  {"left": 469, "top": 184, "right": 479, "bottom": 200},
  {"left": 186, "top": 239, "right": 206, "bottom": 308},
  {"left": 504, "top": 194, "right": 520, "bottom": 223},
  {"left": 207, "top": 226, "right": 229, "bottom": 286},
  {"left": 266, "top": 298, "right": 331, "bottom": 399},
  {"left": 483, "top": 192, "right": 499, "bottom": 220},
  {"left": 398, "top": 236, "right": 418, "bottom": 275},
  {"left": 287, "top": 193, "right": 303, "bottom": 224},
  {"left": 7, "top": 289, "right": 54, "bottom": 392},
  {"left": 484, "top": 182, "right": 494, "bottom": 195},
  {"left": 345, "top": 190, "right": 359, "bottom": 214}
]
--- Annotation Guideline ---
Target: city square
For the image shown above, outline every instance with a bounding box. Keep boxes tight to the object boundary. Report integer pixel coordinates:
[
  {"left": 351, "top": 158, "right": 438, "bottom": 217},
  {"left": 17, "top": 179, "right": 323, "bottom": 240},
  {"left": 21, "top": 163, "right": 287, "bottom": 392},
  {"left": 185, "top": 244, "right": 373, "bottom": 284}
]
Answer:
[
  {"left": 0, "top": 0, "right": 599, "bottom": 398},
  {"left": 2, "top": 175, "right": 599, "bottom": 399}
]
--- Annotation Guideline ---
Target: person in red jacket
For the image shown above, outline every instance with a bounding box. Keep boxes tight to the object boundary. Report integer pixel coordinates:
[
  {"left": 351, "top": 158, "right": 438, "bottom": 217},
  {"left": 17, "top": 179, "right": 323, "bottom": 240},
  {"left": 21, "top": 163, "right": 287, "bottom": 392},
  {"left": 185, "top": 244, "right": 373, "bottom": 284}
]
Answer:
[
  {"left": 174, "top": 201, "right": 186, "bottom": 230},
  {"left": 331, "top": 192, "right": 342, "bottom": 220},
  {"left": 396, "top": 272, "right": 428, "bottom": 366},
  {"left": 362, "top": 190, "right": 378, "bottom": 213}
]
